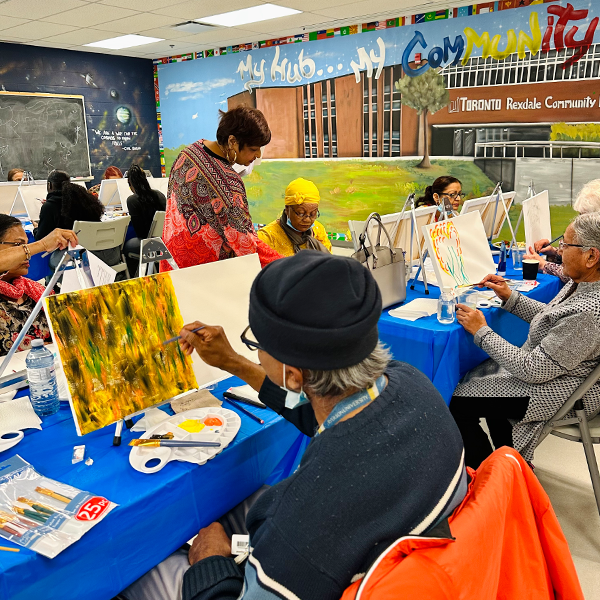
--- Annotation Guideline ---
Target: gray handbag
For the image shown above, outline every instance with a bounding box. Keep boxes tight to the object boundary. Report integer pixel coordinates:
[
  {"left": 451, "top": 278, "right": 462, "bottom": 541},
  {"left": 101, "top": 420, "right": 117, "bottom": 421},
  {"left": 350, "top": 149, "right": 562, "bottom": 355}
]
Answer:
[{"left": 351, "top": 212, "right": 406, "bottom": 308}]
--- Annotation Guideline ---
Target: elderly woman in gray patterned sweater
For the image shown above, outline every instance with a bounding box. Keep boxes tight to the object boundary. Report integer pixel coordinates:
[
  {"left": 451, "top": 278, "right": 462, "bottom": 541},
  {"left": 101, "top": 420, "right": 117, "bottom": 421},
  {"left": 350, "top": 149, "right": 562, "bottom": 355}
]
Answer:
[{"left": 450, "top": 212, "right": 600, "bottom": 468}]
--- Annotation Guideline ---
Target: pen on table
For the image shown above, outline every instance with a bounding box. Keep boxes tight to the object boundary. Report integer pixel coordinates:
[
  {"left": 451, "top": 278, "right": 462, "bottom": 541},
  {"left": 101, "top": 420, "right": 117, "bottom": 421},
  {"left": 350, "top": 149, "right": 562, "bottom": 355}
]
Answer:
[
  {"left": 223, "top": 391, "right": 266, "bottom": 410},
  {"left": 223, "top": 397, "right": 265, "bottom": 425},
  {"left": 162, "top": 326, "right": 205, "bottom": 346},
  {"left": 42, "top": 230, "right": 81, "bottom": 257}
]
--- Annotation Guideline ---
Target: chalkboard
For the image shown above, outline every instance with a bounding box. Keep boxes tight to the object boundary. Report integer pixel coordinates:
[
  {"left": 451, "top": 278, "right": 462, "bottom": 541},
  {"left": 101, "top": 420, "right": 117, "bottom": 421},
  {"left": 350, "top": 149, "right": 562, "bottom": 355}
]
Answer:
[{"left": 0, "top": 92, "right": 91, "bottom": 180}]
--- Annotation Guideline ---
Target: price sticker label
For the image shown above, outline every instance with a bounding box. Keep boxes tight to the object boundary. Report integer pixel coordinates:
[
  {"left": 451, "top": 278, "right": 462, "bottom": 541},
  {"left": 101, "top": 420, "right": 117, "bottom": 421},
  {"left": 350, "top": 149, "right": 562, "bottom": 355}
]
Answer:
[{"left": 75, "top": 497, "right": 110, "bottom": 522}]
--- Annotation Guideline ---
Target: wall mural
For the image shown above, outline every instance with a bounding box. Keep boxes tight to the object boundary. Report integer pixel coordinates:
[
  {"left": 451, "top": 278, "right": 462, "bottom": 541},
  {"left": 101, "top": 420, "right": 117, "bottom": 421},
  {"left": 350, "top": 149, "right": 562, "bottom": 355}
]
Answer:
[
  {"left": 155, "top": 0, "right": 600, "bottom": 234},
  {"left": 0, "top": 43, "right": 160, "bottom": 184}
]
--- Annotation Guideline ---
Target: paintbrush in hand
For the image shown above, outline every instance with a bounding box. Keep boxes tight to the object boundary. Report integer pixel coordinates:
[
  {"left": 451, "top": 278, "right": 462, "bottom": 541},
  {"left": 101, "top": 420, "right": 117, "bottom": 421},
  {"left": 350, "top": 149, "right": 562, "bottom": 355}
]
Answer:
[{"left": 162, "top": 326, "right": 205, "bottom": 346}]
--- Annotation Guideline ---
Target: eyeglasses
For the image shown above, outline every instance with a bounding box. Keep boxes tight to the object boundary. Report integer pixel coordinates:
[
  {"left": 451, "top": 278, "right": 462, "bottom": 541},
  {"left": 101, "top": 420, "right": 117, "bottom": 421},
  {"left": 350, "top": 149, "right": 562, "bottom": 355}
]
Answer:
[
  {"left": 0, "top": 241, "right": 25, "bottom": 247},
  {"left": 241, "top": 325, "right": 263, "bottom": 352},
  {"left": 558, "top": 240, "right": 588, "bottom": 251},
  {"left": 290, "top": 207, "right": 320, "bottom": 221},
  {"left": 440, "top": 192, "right": 466, "bottom": 201}
]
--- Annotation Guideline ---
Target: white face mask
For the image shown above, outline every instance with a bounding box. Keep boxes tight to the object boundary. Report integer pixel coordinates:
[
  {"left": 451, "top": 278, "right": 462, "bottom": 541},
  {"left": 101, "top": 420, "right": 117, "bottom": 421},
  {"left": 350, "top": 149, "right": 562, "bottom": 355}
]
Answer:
[
  {"left": 232, "top": 155, "right": 261, "bottom": 177},
  {"left": 280, "top": 364, "right": 310, "bottom": 410}
]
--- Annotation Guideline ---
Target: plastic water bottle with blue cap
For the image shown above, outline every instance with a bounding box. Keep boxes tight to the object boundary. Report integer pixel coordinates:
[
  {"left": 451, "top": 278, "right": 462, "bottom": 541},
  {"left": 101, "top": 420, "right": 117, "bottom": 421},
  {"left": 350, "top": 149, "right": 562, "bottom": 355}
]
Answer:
[{"left": 26, "top": 340, "right": 60, "bottom": 417}]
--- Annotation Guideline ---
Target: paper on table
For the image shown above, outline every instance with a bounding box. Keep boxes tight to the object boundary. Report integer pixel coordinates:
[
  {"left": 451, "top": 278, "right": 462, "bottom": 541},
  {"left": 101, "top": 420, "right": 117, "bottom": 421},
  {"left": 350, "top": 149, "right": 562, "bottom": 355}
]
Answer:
[
  {"left": 0, "top": 396, "right": 41, "bottom": 436},
  {"left": 228, "top": 385, "right": 265, "bottom": 407},
  {"left": 388, "top": 298, "right": 439, "bottom": 321}
]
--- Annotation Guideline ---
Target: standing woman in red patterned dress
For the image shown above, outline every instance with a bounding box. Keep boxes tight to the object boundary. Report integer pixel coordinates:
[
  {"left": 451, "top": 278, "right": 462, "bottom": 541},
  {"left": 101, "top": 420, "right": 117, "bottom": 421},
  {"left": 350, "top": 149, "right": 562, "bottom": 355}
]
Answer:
[{"left": 162, "top": 106, "right": 281, "bottom": 270}]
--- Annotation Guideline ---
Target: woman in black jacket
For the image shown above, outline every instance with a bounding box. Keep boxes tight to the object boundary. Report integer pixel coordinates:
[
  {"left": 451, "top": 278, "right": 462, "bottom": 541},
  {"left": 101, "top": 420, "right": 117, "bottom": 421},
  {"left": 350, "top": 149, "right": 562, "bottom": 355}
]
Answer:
[
  {"left": 124, "top": 165, "right": 166, "bottom": 275},
  {"left": 35, "top": 171, "right": 104, "bottom": 240}
]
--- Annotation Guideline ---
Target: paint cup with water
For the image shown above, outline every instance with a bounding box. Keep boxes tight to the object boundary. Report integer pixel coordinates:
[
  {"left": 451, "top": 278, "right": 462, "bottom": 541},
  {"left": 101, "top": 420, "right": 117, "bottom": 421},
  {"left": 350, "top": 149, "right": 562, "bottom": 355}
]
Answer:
[
  {"left": 512, "top": 246, "right": 523, "bottom": 270},
  {"left": 437, "top": 290, "right": 455, "bottom": 325}
]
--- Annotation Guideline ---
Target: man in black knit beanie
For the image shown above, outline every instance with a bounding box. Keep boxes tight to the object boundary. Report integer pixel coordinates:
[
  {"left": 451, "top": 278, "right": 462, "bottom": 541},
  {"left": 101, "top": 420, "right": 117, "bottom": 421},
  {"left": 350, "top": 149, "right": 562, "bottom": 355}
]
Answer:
[{"left": 125, "top": 251, "right": 465, "bottom": 600}]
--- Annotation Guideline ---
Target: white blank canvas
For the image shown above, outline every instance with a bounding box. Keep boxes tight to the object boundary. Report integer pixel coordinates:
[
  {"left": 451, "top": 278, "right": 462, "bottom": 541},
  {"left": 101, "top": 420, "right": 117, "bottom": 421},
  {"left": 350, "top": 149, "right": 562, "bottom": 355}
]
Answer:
[
  {"left": 421, "top": 211, "right": 496, "bottom": 289},
  {"left": 98, "top": 179, "right": 132, "bottom": 210},
  {"left": 460, "top": 191, "right": 516, "bottom": 240},
  {"left": 523, "top": 190, "right": 551, "bottom": 251}
]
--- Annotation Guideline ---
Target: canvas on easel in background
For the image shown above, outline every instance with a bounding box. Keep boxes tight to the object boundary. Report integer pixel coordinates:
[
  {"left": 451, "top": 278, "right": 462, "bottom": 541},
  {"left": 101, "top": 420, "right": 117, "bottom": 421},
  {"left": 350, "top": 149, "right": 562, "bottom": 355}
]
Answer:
[
  {"left": 422, "top": 211, "right": 496, "bottom": 289},
  {"left": 522, "top": 190, "right": 552, "bottom": 251}
]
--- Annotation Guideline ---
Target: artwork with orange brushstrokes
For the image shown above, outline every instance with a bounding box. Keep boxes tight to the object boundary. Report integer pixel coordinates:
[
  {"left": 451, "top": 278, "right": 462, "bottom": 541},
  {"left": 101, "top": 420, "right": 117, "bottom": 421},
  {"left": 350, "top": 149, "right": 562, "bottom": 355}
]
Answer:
[
  {"left": 44, "top": 273, "right": 198, "bottom": 435},
  {"left": 422, "top": 211, "right": 496, "bottom": 289}
]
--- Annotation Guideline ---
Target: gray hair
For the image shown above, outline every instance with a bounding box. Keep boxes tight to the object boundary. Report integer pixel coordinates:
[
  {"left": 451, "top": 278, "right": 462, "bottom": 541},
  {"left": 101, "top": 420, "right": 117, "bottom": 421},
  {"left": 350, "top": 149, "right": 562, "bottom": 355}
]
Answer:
[
  {"left": 303, "top": 341, "right": 391, "bottom": 398},
  {"left": 571, "top": 213, "right": 600, "bottom": 268},
  {"left": 573, "top": 179, "right": 600, "bottom": 214}
]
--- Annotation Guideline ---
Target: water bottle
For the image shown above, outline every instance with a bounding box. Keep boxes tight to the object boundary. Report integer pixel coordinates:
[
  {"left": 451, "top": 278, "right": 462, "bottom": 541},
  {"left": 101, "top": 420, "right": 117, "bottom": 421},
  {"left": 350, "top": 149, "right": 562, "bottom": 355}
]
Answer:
[
  {"left": 26, "top": 340, "right": 60, "bottom": 417},
  {"left": 437, "top": 289, "right": 455, "bottom": 325},
  {"left": 497, "top": 241, "right": 507, "bottom": 276}
]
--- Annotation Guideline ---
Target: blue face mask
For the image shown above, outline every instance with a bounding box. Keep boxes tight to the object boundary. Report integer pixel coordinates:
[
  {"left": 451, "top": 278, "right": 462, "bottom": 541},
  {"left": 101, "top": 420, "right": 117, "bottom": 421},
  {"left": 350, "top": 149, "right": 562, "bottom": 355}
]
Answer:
[
  {"left": 286, "top": 216, "right": 314, "bottom": 233},
  {"left": 281, "top": 364, "right": 310, "bottom": 409}
]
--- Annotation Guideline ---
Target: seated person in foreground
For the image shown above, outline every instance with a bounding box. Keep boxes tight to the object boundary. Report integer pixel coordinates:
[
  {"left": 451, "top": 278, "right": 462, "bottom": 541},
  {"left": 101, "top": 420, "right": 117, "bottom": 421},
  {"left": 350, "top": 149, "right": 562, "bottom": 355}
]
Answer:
[
  {"left": 451, "top": 213, "right": 600, "bottom": 469},
  {"left": 415, "top": 175, "right": 464, "bottom": 217},
  {"left": 0, "top": 215, "right": 51, "bottom": 354},
  {"left": 124, "top": 251, "right": 466, "bottom": 600},
  {"left": 257, "top": 177, "right": 331, "bottom": 256},
  {"left": 88, "top": 166, "right": 123, "bottom": 196},
  {"left": 524, "top": 178, "right": 600, "bottom": 283},
  {"left": 7, "top": 168, "right": 24, "bottom": 182}
]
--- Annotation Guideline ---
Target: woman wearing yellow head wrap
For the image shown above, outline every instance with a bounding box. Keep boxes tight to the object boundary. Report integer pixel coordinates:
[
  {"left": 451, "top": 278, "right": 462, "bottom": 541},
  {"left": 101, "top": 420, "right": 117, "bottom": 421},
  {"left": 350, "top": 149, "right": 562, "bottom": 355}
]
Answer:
[{"left": 257, "top": 178, "right": 332, "bottom": 257}]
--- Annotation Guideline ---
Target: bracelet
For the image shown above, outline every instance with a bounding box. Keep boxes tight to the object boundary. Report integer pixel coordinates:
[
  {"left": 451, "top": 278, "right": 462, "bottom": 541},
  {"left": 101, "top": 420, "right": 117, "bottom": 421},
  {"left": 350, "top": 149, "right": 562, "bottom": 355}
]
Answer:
[{"left": 23, "top": 244, "right": 31, "bottom": 261}]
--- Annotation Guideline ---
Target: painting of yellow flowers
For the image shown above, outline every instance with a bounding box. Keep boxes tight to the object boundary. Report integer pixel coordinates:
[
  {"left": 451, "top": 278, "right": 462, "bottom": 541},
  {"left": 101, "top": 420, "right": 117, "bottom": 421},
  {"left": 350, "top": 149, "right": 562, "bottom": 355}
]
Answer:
[{"left": 45, "top": 273, "right": 198, "bottom": 435}]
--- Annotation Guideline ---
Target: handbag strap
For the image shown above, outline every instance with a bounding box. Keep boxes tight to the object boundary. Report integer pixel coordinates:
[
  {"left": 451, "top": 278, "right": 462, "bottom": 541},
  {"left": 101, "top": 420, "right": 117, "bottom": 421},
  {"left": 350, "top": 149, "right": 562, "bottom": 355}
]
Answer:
[{"left": 360, "top": 213, "right": 396, "bottom": 268}]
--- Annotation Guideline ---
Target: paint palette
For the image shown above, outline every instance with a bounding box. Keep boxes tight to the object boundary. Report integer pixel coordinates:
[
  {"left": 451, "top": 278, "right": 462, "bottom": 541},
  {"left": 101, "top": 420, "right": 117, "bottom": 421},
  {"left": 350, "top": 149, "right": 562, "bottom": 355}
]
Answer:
[{"left": 129, "top": 407, "right": 241, "bottom": 474}]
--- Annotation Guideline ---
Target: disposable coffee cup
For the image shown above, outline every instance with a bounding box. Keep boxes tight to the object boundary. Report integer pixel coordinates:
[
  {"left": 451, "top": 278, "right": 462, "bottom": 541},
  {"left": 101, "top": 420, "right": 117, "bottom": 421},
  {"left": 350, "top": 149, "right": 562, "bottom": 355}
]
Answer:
[{"left": 522, "top": 259, "right": 539, "bottom": 281}]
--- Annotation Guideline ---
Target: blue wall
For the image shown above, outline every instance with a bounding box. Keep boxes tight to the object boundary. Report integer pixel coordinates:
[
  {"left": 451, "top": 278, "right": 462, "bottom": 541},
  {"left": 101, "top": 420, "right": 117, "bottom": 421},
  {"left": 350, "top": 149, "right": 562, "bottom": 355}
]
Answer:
[{"left": 0, "top": 42, "right": 160, "bottom": 183}]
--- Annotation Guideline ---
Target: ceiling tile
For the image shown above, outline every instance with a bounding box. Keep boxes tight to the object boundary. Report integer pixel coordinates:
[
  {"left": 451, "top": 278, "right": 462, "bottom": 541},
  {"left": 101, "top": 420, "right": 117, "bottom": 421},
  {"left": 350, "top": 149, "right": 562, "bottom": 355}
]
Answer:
[
  {"left": 41, "top": 28, "right": 123, "bottom": 46},
  {"left": 42, "top": 4, "right": 139, "bottom": 27},
  {"left": 0, "top": 0, "right": 89, "bottom": 20},
  {"left": 270, "top": 0, "right": 353, "bottom": 10},
  {"left": 2, "top": 22, "right": 78, "bottom": 39},
  {"left": 98, "top": 0, "right": 189, "bottom": 10},
  {"left": 176, "top": 27, "right": 260, "bottom": 45},
  {"left": 133, "top": 26, "right": 203, "bottom": 41},
  {"left": 0, "top": 16, "right": 31, "bottom": 32},
  {"left": 312, "top": 0, "right": 432, "bottom": 19},
  {"left": 0, "top": 34, "right": 32, "bottom": 43},
  {"left": 25, "top": 40, "right": 75, "bottom": 49},
  {"left": 93, "top": 12, "right": 179, "bottom": 34},
  {"left": 151, "top": 0, "right": 266, "bottom": 20}
]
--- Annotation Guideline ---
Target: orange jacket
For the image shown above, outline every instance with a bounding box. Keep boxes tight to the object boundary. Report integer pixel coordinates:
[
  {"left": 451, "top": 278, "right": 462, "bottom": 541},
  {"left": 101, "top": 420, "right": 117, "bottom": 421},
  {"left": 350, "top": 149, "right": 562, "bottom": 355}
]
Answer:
[{"left": 342, "top": 448, "right": 583, "bottom": 600}]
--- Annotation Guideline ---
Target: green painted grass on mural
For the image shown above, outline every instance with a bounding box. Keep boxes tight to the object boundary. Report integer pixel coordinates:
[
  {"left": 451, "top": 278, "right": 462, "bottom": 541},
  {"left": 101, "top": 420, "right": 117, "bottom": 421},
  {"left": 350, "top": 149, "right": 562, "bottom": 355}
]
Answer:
[{"left": 245, "top": 159, "right": 495, "bottom": 233}]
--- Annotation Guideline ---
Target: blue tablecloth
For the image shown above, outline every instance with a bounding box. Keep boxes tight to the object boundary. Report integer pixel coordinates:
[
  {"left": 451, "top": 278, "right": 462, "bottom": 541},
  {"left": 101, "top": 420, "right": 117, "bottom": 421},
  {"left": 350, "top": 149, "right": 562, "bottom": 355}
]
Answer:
[
  {"left": 378, "top": 261, "right": 563, "bottom": 404},
  {"left": 0, "top": 377, "right": 309, "bottom": 600}
]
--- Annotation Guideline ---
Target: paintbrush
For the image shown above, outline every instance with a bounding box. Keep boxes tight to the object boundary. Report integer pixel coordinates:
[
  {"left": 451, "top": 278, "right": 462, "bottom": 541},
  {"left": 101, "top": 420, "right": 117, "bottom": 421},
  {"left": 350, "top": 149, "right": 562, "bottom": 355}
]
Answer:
[
  {"left": 17, "top": 498, "right": 55, "bottom": 516},
  {"left": 129, "top": 439, "right": 221, "bottom": 448},
  {"left": 0, "top": 546, "right": 19, "bottom": 552},
  {"left": 223, "top": 397, "right": 265, "bottom": 425},
  {"left": 35, "top": 487, "right": 72, "bottom": 504},
  {"left": 162, "top": 326, "right": 205, "bottom": 346},
  {"left": 41, "top": 230, "right": 81, "bottom": 257},
  {"left": 456, "top": 282, "right": 485, "bottom": 288}
]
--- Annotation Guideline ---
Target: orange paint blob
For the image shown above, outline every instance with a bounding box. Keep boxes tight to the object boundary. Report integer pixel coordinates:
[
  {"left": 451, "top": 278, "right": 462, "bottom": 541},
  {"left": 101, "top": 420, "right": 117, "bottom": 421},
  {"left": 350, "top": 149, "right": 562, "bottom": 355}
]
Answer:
[{"left": 203, "top": 417, "right": 223, "bottom": 427}]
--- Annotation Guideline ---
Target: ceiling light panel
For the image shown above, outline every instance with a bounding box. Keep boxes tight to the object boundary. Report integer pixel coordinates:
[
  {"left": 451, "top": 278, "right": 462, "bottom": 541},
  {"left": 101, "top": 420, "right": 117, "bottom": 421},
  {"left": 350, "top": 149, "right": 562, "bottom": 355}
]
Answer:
[
  {"left": 84, "top": 34, "right": 164, "bottom": 49},
  {"left": 196, "top": 4, "right": 301, "bottom": 27}
]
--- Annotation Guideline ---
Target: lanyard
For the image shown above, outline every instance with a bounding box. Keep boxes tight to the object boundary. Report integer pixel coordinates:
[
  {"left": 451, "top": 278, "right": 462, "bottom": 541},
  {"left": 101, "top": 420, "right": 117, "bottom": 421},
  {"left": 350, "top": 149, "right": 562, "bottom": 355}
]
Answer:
[{"left": 317, "top": 375, "right": 386, "bottom": 435}]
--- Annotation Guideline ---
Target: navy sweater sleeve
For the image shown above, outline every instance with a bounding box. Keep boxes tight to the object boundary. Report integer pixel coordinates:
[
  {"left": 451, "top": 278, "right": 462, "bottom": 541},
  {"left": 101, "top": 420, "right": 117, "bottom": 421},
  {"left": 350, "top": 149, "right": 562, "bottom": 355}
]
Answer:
[
  {"left": 258, "top": 376, "right": 317, "bottom": 437},
  {"left": 183, "top": 557, "right": 243, "bottom": 600}
]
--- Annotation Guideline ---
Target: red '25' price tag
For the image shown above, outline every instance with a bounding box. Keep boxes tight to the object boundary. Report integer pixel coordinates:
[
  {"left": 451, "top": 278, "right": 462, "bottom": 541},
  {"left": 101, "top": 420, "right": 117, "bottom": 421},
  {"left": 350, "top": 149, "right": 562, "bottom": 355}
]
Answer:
[{"left": 75, "top": 497, "right": 110, "bottom": 522}]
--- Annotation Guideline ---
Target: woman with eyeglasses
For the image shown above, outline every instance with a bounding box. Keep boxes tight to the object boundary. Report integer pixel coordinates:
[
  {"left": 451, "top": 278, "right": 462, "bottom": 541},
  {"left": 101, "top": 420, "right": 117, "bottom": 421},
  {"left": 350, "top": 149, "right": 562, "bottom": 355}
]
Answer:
[
  {"left": 415, "top": 175, "right": 464, "bottom": 218},
  {"left": 449, "top": 212, "right": 600, "bottom": 469},
  {"left": 161, "top": 106, "right": 282, "bottom": 270},
  {"left": 257, "top": 178, "right": 332, "bottom": 256},
  {"left": 524, "top": 179, "right": 600, "bottom": 283},
  {"left": 0, "top": 216, "right": 79, "bottom": 355}
]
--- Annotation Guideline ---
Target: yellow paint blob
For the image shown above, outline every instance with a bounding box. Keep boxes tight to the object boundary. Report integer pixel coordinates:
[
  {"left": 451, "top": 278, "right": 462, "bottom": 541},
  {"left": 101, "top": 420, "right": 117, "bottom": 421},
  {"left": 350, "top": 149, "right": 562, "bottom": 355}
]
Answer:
[{"left": 178, "top": 420, "right": 206, "bottom": 433}]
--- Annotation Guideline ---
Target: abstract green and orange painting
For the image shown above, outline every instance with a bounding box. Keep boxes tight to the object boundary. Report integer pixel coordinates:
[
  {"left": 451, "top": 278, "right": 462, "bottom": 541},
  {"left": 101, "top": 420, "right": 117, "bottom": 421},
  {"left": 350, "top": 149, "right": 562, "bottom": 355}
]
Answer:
[{"left": 45, "top": 273, "right": 198, "bottom": 435}]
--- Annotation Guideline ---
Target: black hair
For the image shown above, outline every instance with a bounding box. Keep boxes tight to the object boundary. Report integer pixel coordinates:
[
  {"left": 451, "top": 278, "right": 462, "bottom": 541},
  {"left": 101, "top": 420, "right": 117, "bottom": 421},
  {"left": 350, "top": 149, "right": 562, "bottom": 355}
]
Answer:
[
  {"left": 127, "top": 164, "right": 158, "bottom": 206},
  {"left": 0, "top": 214, "right": 22, "bottom": 241},
  {"left": 416, "top": 176, "right": 462, "bottom": 208},
  {"left": 47, "top": 170, "right": 70, "bottom": 191},
  {"left": 216, "top": 105, "right": 271, "bottom": 150},
  {"left": 61, "top": 183, "right": 104, "bottom": 222}
]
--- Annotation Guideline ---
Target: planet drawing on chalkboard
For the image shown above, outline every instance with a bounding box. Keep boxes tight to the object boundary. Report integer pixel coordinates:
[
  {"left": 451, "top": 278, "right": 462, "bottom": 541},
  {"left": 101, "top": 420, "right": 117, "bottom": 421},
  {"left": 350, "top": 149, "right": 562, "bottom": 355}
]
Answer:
[
  {"left": 116, "top": 106, "right": 131, "bottom": 124},
  {"left": 110, "top": 89, "right": 119, "bottom": 99}
]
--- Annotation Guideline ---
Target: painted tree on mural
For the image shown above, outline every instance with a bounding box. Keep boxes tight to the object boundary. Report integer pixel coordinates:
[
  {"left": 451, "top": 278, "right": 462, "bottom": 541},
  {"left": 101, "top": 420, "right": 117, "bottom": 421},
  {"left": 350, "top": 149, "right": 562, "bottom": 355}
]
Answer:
[{"left": 395, "top": 68, "right": 449, "bottom": 168}]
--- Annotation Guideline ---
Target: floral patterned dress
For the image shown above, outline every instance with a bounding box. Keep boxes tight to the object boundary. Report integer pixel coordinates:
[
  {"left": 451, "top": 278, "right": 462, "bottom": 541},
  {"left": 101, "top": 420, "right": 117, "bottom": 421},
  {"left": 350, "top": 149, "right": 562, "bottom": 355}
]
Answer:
[
  {"left": 161, "top": 140, "right": 281, "bottom": 270},
  {"left": 0, "top": 296, "right": 51, "bottom": 355}
]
